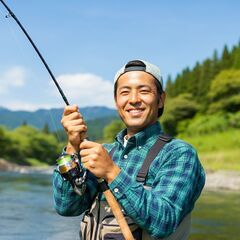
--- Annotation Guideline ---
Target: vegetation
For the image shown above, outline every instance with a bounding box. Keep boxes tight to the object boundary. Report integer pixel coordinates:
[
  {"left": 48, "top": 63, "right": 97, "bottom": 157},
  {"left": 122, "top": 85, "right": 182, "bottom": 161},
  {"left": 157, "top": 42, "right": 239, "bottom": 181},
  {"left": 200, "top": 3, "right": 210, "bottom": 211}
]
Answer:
[{"left": 0, "top": 125, "right": 61, "bottom": 165}]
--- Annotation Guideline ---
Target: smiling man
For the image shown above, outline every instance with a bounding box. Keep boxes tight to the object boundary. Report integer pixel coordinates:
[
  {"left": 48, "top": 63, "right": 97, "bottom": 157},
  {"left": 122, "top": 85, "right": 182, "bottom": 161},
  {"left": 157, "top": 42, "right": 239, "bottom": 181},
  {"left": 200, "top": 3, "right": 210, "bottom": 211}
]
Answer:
[{"left": 53, "top": 60, "right": 205, "bottom": 240}]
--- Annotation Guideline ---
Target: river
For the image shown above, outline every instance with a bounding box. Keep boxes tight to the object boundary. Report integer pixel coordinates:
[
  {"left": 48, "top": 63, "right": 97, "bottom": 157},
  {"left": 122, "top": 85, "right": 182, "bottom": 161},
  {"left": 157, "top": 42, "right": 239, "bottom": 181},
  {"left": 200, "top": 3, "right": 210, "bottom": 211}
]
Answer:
[{"left": 0, "top": 171, "right": 239, "bottom": 240}]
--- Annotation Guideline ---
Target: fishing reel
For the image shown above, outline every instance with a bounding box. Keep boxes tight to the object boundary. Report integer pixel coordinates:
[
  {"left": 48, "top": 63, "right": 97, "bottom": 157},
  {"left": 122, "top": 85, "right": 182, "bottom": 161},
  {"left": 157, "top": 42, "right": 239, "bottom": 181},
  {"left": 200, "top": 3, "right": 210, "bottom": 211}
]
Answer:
[{"left": 56, "top": 153, "right": 87, "bottom": 195}]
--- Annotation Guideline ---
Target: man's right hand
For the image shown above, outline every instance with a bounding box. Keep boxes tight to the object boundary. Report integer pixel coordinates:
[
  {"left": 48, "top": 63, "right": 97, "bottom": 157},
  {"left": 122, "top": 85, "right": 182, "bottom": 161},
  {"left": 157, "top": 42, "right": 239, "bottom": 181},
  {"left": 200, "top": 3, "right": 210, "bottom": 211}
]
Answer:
[{"left": 61, "top": 105, "right": 87, "bottom": 154}]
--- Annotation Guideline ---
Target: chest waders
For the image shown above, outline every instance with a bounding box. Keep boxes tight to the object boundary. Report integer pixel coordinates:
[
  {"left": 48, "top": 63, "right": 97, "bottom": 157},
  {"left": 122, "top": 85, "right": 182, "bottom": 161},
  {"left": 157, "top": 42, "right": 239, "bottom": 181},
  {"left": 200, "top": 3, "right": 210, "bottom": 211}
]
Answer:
[{"left": 80, "top": 135, "right": 191, "bottom": 240}]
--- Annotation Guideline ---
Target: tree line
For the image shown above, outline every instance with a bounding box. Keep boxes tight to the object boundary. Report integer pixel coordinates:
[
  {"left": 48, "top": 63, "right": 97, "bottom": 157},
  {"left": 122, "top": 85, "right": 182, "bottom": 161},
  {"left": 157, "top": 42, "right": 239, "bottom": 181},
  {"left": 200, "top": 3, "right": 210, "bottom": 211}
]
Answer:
[
  {"left": 161, "top": 41, "right": 240, "bottom": 135},
  {"left": 0, "top": 124, "right": 62, "bottom": 165}
]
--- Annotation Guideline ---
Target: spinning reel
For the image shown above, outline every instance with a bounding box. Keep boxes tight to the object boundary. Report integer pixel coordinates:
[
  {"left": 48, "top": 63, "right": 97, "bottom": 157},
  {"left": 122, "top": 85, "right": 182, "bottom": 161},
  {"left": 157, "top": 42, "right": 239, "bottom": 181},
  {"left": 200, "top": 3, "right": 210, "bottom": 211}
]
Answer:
[{"left": 56, "top": 153, "right": 87, "bottom": 195}]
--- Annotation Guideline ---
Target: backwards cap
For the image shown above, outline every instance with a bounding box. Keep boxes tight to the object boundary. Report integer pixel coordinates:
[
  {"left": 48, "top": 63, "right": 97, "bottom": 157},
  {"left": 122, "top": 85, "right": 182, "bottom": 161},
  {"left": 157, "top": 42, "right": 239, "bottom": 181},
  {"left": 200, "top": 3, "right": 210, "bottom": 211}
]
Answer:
[{"left": 114, "top": 59, "right": 163, "bottom": 88}]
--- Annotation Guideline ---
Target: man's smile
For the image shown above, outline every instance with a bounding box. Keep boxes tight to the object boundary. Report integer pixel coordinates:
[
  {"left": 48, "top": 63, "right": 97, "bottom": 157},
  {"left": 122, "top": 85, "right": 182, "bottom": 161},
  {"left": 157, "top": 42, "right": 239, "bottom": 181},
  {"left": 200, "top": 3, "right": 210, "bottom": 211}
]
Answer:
[{"left": 126, "top": 108, "right": 145, "bottom": 117}]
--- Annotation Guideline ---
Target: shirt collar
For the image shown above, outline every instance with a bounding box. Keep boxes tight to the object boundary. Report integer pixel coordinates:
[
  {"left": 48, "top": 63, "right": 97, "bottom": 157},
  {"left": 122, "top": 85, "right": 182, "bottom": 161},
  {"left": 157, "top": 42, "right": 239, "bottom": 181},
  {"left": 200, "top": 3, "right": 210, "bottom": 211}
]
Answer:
[{"left": 115, "top": 121, "right": 163, "bottom": 148}]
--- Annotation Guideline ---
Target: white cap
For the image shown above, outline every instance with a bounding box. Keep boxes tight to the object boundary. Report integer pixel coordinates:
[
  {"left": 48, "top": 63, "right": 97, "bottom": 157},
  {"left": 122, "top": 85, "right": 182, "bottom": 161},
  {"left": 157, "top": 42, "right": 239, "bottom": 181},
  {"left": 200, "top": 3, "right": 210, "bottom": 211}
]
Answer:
[{"left": 114, "top": 59, "right": 163, "bottom": 88}]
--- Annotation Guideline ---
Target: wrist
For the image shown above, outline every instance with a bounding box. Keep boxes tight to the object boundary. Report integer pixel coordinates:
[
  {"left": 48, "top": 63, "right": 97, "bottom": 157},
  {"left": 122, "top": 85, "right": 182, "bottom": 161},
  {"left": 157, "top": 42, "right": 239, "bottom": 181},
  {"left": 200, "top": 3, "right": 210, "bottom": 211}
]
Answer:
[
  {"left": 105, "top": 164, "right": 121, "bottom": 184},
  {"left": 66, "top": 142, "right": 79, "bottom": 154}
]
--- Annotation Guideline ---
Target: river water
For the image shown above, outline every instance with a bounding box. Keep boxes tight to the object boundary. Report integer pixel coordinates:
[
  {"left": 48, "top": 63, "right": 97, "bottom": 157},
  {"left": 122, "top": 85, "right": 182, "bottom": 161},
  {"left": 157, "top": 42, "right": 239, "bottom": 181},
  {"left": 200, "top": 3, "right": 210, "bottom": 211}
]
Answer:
[{"left": 0, "top": 171, "right": 239, "bottom": 240}]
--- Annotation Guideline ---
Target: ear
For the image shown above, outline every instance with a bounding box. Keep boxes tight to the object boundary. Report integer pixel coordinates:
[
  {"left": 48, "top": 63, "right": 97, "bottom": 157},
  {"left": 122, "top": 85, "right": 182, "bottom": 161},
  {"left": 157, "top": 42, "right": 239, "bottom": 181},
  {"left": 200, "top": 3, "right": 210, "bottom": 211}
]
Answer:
[{"left": 158, "top": 91, "right": 166, "bottom": 108}]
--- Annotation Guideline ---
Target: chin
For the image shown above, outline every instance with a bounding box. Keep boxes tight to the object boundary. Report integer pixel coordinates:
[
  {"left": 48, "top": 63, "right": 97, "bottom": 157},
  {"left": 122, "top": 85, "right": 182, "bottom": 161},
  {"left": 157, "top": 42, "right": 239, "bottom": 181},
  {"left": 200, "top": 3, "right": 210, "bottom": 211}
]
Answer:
[{"left": 126, "top": 120, "right": 147, "bottom": 129}]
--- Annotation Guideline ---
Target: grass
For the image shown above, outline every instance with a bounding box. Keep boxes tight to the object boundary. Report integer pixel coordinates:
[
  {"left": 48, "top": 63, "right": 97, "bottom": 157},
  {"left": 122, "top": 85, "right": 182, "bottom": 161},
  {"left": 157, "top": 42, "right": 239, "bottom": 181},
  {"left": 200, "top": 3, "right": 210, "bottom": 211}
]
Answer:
[
  {"left": 198, "top": 149, "right": 240, "bottom": 171},
  {"left": 179, "top": 130, "right": 240, "bottom": 171}
]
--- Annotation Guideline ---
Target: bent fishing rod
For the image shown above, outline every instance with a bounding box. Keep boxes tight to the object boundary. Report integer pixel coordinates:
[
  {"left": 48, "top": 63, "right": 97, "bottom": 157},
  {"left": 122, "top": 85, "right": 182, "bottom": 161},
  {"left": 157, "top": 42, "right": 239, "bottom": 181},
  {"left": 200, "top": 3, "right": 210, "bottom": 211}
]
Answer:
[
  {"left": 0, "top": 0, "right": 69, "bottom": 105},
  {"left": 0, "top": 1, "right": 134, "bottom": 239}
]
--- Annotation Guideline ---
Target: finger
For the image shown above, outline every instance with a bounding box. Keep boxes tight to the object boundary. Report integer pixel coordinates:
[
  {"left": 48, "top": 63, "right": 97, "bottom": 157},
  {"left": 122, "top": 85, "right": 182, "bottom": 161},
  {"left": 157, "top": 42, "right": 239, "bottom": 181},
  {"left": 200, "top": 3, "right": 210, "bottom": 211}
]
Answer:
[
  {"left": 63, "top": 111, "right": 83, "bottom": 121},
  {"left": 67, "top": 125, "right": 87, "bottom": 134},
  {"left": 66, "top": 118, "right": 86, "bottom": 127},
  {"left": 61, "top": 114, "right": 85, "bottom": 129},
  {"left": 80, "top": 148, "right": 92, "bottom": 157},
  {"left": 63, "top": 105, "right": 78, "bottom": 116},
  {"left": 80, "top": 140, "right": 99, "bottom": 150},
  {"left": 81, "top": 157, "right": 95, "bottom": 168}
]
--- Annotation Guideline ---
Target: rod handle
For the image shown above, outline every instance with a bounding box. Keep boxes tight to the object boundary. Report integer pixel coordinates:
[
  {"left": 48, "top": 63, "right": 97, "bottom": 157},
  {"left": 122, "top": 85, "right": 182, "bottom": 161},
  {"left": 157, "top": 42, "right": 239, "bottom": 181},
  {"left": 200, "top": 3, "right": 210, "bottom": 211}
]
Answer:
[{"left": 99, "top": 180, "right": 135, "bottom": 240}]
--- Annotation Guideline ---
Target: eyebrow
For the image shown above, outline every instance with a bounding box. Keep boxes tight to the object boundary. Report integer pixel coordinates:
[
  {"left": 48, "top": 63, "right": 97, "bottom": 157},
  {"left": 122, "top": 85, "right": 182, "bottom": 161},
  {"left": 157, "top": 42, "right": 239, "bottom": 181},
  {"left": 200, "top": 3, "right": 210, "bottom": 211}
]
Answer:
[{"left": 118, "top": 85, "right": 151, "bottom": 90}]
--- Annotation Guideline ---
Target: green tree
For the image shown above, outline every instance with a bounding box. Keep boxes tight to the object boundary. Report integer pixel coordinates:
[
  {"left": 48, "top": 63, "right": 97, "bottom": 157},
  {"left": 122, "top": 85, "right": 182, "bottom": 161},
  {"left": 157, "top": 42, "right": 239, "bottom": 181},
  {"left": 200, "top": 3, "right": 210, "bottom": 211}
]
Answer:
[
  {"left": 30, "top": 132, "right": 59, "bottom": 164},
  {"left": 189, "top": 62, "right": 201, "bottom": 97},
  {"left": 197, "top": 59, "right": 212, "bottom": 102},
  {"left": 42, "top": 123, "right": 50, "bottom": 134},
  {"left": 165, "top": 75, "right": 174, "bottom": 97},
  {"left": 207, "top": 69, "right": 240, "bottom": 113},
  {"left": 233, "top": 46, "right": 240, "bottom": 69},
  {"left": 161, "top": 93, "right": 199, "bottom": 135},
  {"left": 221, "top": 45, "right": 231, "bottom": 69},
  {"left": 103, "top": 120, "right": 125, "bottom": 143}
]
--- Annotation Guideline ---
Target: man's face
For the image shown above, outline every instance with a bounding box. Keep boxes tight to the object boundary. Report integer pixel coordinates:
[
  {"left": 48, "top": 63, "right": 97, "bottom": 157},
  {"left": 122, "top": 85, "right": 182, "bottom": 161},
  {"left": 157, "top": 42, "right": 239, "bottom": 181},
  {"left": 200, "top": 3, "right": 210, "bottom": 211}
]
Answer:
[{"left": 115, "top": 71, "right": 165, "bottom": 136}]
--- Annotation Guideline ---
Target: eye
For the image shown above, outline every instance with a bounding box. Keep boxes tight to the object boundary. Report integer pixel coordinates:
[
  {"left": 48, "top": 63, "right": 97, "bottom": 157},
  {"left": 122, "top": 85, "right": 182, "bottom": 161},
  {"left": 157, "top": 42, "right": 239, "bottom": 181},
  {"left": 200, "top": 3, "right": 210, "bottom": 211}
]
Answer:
[
  {"left": 140, "top": 88, "right": 150, "bottom": 94},
  {"left": 119, "top": 90, "right": 130, "bottom": 95}
]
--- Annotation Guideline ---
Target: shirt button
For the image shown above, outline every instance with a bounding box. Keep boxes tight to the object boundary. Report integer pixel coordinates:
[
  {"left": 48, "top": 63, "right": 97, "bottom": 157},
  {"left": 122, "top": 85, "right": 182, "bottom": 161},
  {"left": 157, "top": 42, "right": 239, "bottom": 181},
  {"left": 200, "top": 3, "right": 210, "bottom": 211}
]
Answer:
[
  {"left": 114, "top": 188, "right": 119, "bottom": 193},
  {"left": 123, "top": 154, "right": 128, "bottom": 159}
]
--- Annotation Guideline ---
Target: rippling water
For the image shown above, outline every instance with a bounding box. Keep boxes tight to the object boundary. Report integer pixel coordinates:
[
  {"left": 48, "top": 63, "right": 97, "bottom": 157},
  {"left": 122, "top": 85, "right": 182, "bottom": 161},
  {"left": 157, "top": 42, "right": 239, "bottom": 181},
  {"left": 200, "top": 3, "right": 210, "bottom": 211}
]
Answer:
[
  {"left": 0, "top": 171, "right": 239, "bottom": 240},
  {"left": 0, "top": 171, "right": 80, "bottom": 240}
]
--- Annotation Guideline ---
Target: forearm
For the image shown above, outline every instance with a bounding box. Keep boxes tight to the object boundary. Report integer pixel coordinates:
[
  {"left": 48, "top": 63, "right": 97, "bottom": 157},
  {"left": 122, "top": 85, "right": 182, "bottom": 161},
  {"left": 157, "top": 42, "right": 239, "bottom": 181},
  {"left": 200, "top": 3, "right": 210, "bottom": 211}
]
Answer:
[{"left": 53, "top": 170, "right": 98, "bottom": 216}]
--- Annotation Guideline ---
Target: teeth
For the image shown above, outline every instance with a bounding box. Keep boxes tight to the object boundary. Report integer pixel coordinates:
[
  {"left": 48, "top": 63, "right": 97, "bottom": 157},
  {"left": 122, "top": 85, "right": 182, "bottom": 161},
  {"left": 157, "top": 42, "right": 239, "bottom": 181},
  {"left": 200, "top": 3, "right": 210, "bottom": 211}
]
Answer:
[{"left": 129, "top": 109, "right": 142, "bottom": 113}]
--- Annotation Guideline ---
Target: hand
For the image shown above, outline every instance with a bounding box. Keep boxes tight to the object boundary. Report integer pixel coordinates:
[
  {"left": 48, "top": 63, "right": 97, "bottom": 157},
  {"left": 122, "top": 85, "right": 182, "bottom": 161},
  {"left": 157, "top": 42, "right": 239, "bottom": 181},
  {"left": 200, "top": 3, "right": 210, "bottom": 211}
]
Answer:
[
  {"left": 61, "top": 105, "right": 87, "bottom": 153},
  {"left": 80, "top": 141, "right": 121, "bottom": 183}
]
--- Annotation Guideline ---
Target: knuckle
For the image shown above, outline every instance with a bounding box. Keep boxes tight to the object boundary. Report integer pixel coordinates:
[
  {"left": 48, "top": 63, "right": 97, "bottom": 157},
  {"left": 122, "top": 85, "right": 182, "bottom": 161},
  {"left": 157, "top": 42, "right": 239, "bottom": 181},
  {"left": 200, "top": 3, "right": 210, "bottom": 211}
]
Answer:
[
  {"left": 68, "top": 126, "right": 74, "bottom": 133},
  {"left": 94, "top": 147, "right": 100, "bottom": 155}
]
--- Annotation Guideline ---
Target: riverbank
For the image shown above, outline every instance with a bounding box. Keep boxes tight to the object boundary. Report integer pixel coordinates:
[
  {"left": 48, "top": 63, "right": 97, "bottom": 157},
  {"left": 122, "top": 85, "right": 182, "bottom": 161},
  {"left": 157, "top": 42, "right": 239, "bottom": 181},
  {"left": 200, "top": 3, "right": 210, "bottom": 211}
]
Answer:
[
  {"left": 1, "top": 158, "right": 240, "bottom": 191},
  {"left": 205, "top": 170, "right": 240, "bottom": 191},
  {"left": 0, "top": 158, "right": 53, "bottom": 174}
]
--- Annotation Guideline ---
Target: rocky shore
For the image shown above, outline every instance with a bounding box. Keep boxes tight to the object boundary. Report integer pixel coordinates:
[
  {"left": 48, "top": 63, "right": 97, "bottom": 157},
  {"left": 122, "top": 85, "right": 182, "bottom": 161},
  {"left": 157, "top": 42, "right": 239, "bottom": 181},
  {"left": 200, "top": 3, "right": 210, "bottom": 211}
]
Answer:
[
  {"left": 1, "top": 159, "right": 240, "bottom": 191},
  {"left": 0, "top": 158, "right": 53, "bottom": 174},
  {"left": 204, "top": 170, "right": 240, "bottom": 191}
]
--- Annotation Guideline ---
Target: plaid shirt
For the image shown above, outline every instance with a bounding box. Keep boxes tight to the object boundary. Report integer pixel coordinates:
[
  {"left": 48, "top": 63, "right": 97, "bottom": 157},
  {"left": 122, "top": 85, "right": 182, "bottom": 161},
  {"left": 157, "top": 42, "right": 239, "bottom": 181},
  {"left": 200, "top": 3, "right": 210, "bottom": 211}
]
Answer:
[{"left": 53, "top": 122, "right": 205, "bottom": 238}]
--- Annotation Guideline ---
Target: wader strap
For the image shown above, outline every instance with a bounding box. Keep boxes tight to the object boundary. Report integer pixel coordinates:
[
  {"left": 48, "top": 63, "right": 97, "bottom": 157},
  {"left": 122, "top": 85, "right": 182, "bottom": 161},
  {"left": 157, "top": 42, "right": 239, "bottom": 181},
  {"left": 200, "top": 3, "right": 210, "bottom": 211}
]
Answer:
[{"left": 136, "top": 134, "right": 173, "bottom": 183}]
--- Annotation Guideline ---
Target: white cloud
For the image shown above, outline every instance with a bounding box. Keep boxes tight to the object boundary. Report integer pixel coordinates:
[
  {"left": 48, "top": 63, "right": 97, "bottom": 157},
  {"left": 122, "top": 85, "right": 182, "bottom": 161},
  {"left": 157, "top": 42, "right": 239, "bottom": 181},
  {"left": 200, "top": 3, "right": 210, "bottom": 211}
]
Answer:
[
  {"left": 2, "top": 101, "right": 56, "bottom": 112},
  {"left": 0, "top": 66, "right": 26, "bottom": 94},
  {"left": 52, "top": 73, "right": 115, "bottom": 108}
]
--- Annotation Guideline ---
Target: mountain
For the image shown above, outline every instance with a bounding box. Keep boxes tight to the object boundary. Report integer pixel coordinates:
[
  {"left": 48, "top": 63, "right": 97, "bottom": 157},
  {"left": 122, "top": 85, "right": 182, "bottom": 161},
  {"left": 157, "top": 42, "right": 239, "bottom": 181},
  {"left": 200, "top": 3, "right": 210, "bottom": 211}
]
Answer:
[{"left": 0, "top": 106, "right": 118, "bottom": 132}]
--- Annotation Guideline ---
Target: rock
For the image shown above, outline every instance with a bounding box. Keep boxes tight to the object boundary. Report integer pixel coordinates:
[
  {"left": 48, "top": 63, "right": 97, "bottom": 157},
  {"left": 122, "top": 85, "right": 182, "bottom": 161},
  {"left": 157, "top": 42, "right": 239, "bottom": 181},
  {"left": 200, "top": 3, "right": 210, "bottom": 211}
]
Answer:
[
  {"left": 205, "top": 170, "right": 240, "bottom": 191},
  {"left": 0, "top": 158, "right": 22, "bottom": 171},
  {"left": 0, "top": 159, "right": 53, "bottom": 174}
]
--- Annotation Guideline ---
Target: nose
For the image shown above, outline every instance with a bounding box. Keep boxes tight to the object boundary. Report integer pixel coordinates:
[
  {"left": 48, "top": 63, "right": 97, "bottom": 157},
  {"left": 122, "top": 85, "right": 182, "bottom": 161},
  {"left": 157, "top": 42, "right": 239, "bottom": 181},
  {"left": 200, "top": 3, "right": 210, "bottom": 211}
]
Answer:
[{"left": 129, "top": 90, "right": 140, "bottom": 104}]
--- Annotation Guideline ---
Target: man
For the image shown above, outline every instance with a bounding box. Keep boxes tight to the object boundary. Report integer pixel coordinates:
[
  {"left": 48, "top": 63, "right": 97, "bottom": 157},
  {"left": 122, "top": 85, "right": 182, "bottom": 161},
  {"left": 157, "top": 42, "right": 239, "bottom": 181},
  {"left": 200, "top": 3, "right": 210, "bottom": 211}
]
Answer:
[{"left": 53, "top": 59, "right": 205, "bottom": 239}]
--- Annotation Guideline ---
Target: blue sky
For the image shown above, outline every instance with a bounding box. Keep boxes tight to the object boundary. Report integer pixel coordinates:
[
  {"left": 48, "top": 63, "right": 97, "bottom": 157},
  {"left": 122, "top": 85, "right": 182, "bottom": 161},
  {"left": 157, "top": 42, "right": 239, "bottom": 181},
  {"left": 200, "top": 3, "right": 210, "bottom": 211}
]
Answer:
[{"left": 0, "top": 0, "right": 240, "bottom": 111}]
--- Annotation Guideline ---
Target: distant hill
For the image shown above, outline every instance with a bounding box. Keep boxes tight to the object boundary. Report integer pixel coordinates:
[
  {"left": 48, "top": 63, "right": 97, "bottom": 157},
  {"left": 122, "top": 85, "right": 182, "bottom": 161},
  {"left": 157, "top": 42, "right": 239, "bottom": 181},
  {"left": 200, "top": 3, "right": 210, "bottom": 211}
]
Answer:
[{"left": 0, "top": 106, "right": 118, "bottom": 133}]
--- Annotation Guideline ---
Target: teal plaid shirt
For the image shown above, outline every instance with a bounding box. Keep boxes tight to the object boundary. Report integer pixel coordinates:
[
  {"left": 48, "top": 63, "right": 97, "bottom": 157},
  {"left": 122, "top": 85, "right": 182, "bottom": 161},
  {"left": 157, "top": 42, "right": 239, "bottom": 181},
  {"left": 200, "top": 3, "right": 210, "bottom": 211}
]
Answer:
[{"left": 53, "top": 122, "right": 205, "bottom": 238}]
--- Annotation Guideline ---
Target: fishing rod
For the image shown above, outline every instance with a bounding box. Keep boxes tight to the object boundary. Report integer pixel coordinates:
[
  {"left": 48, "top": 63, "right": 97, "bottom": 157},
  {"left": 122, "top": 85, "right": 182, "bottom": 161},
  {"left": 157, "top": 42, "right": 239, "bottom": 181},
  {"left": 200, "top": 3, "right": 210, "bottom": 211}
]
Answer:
[{"left": 0, "top": 1, "right": 134, "bottom": 239}]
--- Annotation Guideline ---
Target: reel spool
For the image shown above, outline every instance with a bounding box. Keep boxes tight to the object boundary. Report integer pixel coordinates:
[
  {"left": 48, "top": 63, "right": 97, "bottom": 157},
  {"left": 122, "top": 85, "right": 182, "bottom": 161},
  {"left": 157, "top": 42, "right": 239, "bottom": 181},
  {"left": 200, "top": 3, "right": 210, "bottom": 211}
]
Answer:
[{"left": 56, "top": 154, "right": 87, "bottom": 195}]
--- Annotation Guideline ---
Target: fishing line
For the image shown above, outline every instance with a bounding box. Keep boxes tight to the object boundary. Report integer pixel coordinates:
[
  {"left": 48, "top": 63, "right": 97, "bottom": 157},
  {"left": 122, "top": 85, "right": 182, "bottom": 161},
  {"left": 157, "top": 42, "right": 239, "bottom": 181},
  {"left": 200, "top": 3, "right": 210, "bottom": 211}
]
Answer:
[
  {"left": 0, "top": 0, "right": 69, "bottom": 105},
  {"left": 0, "top": 0, "right": 66, "bottom": 143},
  {"left": 1, "top": 13, "right": 63, "bottom": 143}
]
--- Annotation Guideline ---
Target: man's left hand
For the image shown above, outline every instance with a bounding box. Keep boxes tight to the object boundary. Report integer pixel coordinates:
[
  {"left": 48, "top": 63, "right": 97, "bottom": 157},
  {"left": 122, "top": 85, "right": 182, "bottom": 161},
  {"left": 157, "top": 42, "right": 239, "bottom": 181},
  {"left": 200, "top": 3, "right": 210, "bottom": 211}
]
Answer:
[{"left": 80, "top": 141, "right": 121, "bottom": 183}]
